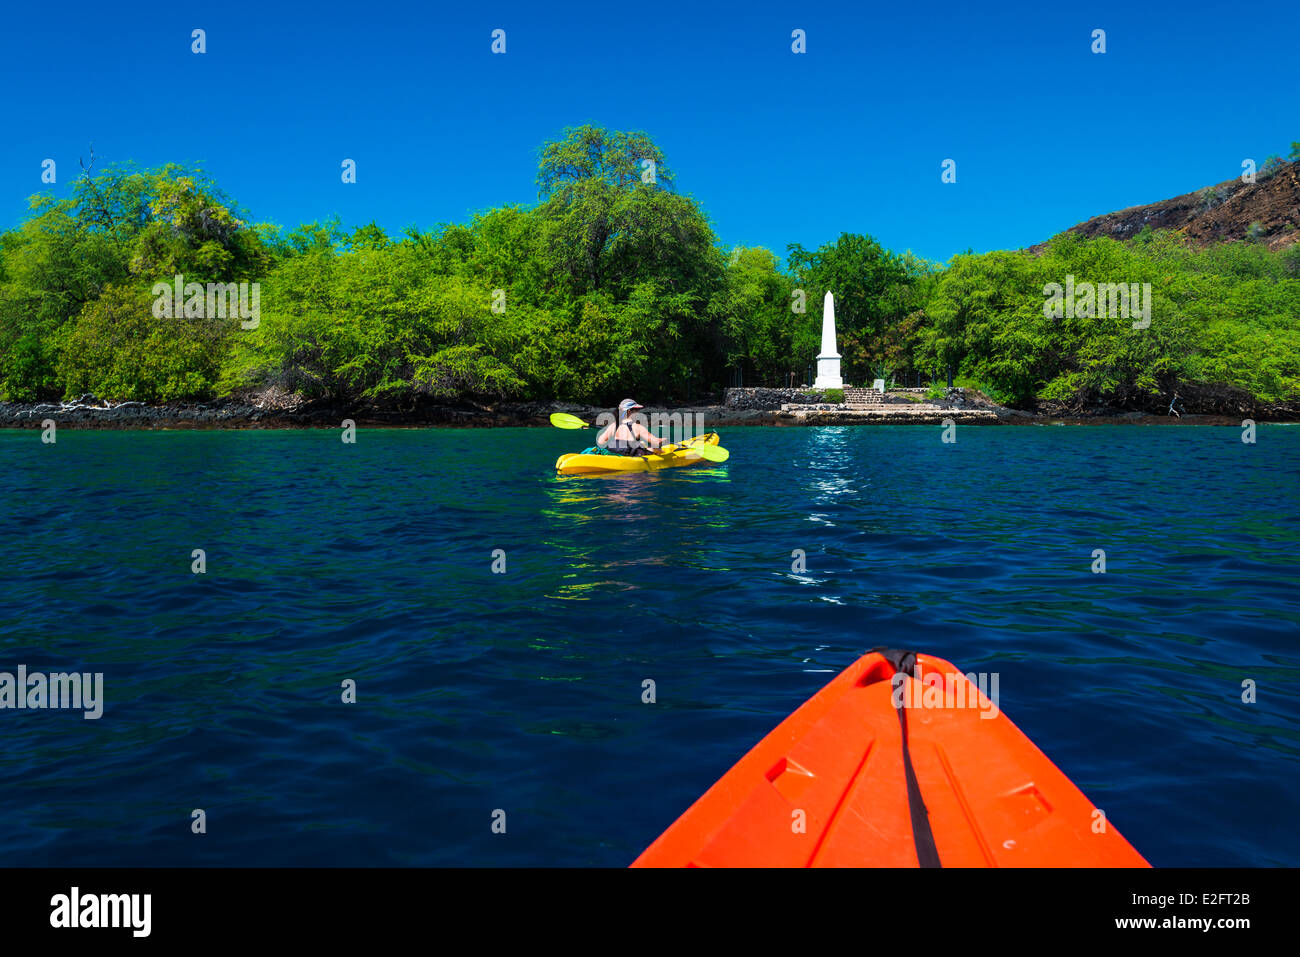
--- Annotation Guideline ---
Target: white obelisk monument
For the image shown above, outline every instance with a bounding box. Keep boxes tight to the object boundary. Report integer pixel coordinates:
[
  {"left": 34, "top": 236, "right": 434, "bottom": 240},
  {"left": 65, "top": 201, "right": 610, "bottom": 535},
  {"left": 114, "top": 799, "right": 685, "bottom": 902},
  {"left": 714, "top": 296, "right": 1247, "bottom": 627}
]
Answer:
[{"left": 813, "top": 290, "right": 843, "bottom": 389}]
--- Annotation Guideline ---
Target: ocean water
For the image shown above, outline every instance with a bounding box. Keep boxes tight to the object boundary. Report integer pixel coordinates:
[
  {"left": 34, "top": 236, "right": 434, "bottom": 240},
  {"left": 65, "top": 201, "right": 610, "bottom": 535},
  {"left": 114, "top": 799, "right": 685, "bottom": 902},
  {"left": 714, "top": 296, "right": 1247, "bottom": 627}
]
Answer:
[{"left": 0, "top": 424, "right": 1296, "bottom": 866}]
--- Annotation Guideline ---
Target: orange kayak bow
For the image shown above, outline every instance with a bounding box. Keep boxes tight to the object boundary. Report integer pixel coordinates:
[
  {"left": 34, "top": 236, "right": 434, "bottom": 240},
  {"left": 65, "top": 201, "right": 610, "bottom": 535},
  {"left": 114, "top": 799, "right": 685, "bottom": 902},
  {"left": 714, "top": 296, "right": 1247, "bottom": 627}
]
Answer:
[{"left": 632, "top": 650, "right": 1149, "bottom": 867}]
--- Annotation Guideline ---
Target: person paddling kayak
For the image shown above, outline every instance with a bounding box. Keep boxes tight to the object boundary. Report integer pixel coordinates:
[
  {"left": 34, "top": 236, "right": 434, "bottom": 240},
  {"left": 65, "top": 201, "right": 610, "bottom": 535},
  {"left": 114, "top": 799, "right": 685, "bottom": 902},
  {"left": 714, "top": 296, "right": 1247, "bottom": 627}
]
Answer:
[{"left": 597, "top": 399, "right": 665, "bottom": 456}]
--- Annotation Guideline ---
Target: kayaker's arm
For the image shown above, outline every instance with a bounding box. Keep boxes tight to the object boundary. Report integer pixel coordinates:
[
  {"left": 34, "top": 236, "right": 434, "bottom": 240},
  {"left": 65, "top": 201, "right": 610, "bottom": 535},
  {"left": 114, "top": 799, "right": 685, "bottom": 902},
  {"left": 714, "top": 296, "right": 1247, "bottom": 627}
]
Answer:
[
  {"left": 632, "top": 423, "right": 665, "bottom": 448},
  {"left": 595, "top": 422, "right": 615, "bottom": 447}
]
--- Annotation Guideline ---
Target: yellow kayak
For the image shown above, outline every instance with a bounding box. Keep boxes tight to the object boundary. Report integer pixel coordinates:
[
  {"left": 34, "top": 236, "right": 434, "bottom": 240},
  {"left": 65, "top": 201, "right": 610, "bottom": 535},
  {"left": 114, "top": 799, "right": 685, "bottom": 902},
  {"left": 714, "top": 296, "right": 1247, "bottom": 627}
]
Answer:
[{"left": 555, "top": 433, "right": 721, "bottom": 475}]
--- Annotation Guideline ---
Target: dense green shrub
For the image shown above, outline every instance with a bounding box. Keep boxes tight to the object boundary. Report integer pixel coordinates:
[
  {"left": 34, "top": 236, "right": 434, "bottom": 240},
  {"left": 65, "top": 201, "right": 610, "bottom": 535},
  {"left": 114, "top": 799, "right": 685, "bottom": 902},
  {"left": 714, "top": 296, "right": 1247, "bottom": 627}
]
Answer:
[
  {"left": 917, "top": 232, "right": 1300, "bottom": 405},
  {"left": 58, "top": 284, "right": 225, "bottom": 401}
]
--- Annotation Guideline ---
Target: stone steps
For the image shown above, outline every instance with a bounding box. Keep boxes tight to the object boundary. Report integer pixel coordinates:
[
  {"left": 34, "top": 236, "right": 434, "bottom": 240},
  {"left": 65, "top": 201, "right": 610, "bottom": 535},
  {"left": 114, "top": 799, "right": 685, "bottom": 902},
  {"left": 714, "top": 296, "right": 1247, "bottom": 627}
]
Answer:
[
  {"left": 843, "top": 387, "right": 890, "bottom": 410},
  {"left": 842, "top": 386, "right": 953, "bottom": 411}
]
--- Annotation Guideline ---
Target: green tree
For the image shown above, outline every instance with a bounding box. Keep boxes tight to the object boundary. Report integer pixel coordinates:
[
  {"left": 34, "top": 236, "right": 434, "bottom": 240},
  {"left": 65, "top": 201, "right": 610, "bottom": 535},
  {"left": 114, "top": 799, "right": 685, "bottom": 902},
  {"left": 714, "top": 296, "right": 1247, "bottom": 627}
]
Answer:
[
  {"left": 786, "top": 233, "right": 928, "bottom": 383},
  {"left": 712, "top": 246, "right": 803, "bottom": 384},
  {"left": 530, "top": 126, "right": 726, "bottom": 398}
]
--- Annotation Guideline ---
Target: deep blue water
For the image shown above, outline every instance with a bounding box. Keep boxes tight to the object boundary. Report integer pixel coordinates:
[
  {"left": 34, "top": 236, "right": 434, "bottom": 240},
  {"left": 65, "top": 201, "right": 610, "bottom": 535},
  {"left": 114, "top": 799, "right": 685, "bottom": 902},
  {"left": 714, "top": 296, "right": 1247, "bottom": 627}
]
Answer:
[{"left": 1, "top": 424, "right": 1297, "bottom": 867}]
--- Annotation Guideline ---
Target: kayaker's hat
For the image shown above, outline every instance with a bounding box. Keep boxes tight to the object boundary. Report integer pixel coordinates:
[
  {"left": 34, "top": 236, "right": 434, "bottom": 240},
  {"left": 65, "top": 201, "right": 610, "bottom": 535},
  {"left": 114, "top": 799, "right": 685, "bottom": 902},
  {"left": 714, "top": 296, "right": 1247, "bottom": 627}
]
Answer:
[{"left": 618, "top": 398, "right": 643, "bottom": 420}]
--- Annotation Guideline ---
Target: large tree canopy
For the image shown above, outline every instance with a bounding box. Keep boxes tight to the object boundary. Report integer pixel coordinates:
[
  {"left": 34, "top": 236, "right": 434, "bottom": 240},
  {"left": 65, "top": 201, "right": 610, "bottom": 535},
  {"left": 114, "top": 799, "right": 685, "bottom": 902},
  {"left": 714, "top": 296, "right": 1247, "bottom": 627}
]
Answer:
[
  {"left": 0, "top": 161, "right": 267, "bottom": 399},
  {"left": 536, "top": 125, "right": 675, "bottom": 197}
]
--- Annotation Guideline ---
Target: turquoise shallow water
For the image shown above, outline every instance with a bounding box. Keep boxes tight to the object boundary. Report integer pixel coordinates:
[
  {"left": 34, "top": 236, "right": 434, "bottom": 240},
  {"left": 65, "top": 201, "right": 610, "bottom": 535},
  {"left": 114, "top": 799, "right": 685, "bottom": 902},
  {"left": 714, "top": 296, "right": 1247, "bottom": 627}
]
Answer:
[{"left": 0, "top": 424, "right": 1297, "bottom": 866}]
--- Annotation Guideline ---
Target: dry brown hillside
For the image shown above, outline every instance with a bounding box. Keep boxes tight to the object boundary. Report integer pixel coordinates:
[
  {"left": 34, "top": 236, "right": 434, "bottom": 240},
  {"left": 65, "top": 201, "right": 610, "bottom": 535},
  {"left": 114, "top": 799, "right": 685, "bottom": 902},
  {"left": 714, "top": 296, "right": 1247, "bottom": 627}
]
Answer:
[{"left": 1034, "top": 159, "right": 1299, "bottom": 251}]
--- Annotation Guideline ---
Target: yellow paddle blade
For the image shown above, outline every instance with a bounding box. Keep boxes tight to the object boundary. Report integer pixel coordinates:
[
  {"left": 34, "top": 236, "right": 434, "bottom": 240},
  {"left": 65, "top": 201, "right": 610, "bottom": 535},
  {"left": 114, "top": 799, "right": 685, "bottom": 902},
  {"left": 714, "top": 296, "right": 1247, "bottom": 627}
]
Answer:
[
  {"left": 656, "top": 434, "right": 728, "bottom": 463},
  {"left": 549, "top": 412, "right": 589, "bottom": 429}
]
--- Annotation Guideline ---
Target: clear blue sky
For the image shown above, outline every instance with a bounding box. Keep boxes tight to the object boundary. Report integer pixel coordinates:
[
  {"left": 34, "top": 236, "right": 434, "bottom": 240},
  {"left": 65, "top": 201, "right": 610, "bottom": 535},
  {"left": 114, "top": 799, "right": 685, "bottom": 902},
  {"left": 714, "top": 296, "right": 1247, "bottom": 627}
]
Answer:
[{"left": 2, "top": 0, "right": 1295, "bottom": 264}]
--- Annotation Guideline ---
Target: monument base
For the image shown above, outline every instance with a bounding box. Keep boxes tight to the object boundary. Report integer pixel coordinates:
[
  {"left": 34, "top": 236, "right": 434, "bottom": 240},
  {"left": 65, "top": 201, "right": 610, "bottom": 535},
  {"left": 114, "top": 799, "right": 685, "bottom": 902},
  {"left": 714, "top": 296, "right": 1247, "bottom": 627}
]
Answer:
[{"left": 813, "top": 354, "right": 843, "bottom": 390}]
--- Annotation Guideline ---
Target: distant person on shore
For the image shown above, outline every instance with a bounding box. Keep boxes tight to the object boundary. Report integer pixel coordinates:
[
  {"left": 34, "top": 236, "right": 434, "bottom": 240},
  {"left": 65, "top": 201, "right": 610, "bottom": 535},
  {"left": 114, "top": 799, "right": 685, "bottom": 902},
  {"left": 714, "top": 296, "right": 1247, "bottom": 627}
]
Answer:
[{"left": 597, "top": 399, "right": 665, "bottom": 455}]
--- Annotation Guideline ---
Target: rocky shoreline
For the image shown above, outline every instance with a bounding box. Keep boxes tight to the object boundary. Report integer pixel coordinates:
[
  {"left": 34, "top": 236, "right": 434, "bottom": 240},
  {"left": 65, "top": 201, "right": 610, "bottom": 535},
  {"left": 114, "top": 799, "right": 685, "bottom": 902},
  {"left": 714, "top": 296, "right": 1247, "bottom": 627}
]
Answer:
[{"left": 0, "top": 388, "right": 1293, "bottom": 430}]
